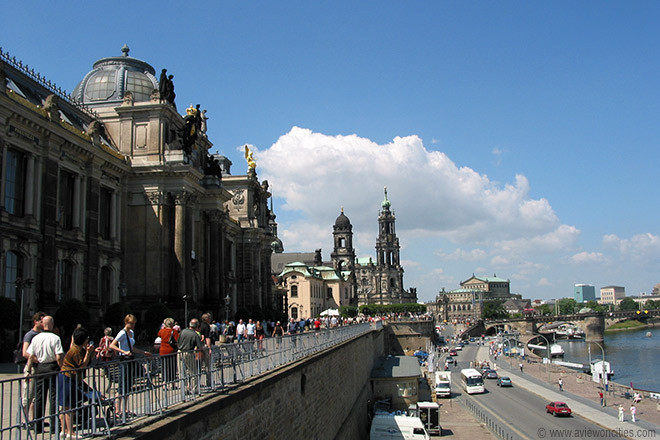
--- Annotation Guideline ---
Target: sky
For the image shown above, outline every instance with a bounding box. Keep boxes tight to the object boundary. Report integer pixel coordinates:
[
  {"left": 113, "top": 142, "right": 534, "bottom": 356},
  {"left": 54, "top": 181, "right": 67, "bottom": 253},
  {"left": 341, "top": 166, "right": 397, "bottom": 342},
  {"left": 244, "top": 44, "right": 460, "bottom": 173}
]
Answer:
[{"left": 3, "top": 2, "right": 660, "bottom": 303}]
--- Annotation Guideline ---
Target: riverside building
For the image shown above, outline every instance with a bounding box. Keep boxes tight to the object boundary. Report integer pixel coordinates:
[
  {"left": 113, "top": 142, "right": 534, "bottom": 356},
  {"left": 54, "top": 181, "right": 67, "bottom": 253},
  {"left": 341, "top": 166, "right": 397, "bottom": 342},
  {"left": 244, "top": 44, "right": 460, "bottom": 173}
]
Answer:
[{"left": 0, "top": 46, "right": 280, "bottom": 330}]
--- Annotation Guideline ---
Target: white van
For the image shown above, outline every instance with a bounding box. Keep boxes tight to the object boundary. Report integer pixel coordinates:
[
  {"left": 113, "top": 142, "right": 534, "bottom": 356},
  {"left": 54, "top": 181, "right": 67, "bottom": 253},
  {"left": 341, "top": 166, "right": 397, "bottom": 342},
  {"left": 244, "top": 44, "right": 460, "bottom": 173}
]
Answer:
[{"left": 370, "top": 414, "right": 430, "bottom": 440}]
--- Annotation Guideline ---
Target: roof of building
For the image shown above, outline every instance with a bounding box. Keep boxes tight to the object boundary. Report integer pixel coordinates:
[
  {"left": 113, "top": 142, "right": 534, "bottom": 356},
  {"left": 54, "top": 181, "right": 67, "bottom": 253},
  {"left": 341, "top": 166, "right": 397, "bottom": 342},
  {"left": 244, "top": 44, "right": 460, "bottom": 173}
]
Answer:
[
  {"left": 463, "top": 275, "right": 510, "bottom": 284},
  {"left": 356, "top": 257, "right": 376, "bottom": 266},
  {"left": 334, "top": 208, "right": 351, "bottom": 229},
  {"left": 73, "top": 45, "right": 159, "bottom": 106},
  {"left": 371, "top": 356, "right": 421, "bottom": 379},
  {"left": 272, "top": 252, "right": 316, "bottom": 273}
]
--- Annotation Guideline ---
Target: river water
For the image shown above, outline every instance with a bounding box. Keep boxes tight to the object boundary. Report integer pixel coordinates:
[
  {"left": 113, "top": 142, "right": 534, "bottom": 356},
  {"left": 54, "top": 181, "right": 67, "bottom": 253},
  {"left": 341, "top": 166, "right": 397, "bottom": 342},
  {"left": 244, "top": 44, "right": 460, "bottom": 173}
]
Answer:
[{"left": 555, "top": 327, "right": 660, "bottom": 392}]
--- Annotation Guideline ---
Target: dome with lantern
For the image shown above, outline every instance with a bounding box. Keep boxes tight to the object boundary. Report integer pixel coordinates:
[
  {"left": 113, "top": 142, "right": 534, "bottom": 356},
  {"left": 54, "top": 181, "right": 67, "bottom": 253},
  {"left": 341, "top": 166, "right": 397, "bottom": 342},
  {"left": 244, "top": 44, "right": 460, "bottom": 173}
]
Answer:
[{"left": 72, "top": 45, "right": 159, "bottom": 106}]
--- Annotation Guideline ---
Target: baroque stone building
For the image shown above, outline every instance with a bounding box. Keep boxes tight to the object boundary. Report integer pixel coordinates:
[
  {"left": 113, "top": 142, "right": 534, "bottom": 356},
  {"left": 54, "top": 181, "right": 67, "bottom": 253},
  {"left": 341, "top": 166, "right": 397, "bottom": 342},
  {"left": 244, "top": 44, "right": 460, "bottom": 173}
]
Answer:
[
  {"left": 0, "top": 46, "right": 279, "bottom": 330},
  {"left": 433, "top": 275, "right": 521, "bottom": 322},
  {"left": 277, "top": 189, "right": 417, "bottom": 317}
]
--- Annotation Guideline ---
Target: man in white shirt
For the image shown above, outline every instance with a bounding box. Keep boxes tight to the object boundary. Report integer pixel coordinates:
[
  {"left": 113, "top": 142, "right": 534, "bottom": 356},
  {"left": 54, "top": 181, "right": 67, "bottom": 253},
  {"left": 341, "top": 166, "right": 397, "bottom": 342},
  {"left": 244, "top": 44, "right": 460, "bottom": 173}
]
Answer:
[
  {"left": 26, "top": 316, "right": 63, "bottom": 433},
  {"left": 246, "top": 319, "right": 256, "bottom": 341},
  {"left": 236, "top": 319, "right": 246, "bottom": 343}
]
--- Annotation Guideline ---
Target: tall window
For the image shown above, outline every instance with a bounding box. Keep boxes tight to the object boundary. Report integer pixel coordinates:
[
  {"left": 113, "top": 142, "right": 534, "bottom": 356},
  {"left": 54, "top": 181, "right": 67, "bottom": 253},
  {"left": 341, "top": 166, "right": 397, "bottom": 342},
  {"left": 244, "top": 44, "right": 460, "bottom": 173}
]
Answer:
[
  {"left": 290, "top": 285, "right": 298, "bottom": 298},
  {"left": 291, "top": 307, "right": 298, "bottom": 320},
  {"left": 99, "top": 187, "right": 112, "bottom": 239},
  {"left": 58, "top": 170, "right": 75, "bottom": 230},
  {"left": 4, "top": 251, "right": 23, "bottom": 301},
  {"left": 59, "top": 260, "right": 74, "bottom": 301},
  {"left": 100, "top": 266, "right": 112, "bottom": 307},
  {"left": 327, "top": 287, "right": 332, "bottom": 299},
  {"left": 4, "top": 149, "right": 26, "bottom": 216}
]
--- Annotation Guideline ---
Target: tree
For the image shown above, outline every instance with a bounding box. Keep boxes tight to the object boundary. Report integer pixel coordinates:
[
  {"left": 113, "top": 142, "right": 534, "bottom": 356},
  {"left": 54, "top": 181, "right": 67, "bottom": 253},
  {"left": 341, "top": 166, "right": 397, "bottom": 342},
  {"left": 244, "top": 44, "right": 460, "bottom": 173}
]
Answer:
[
  {"left": 644, "top": 299, "right": 660, "bottom": 310},
  {"left": 535, "top": 304, "right": 552, "bottom": 316},
  {"left": 618, "top": 297, "right": 639, "bottom": 311},
  {"left": 585, "top": 300, "right": 605, "bottom": 313},
  {"left": 557, "top": 298, "right": 578, "bottom": 315},
  {"left": 481, "top": 300, "right": 508, "bottom": 320},
  {"left": 339, "top": 306, "right": 358, "bottom": 318}
]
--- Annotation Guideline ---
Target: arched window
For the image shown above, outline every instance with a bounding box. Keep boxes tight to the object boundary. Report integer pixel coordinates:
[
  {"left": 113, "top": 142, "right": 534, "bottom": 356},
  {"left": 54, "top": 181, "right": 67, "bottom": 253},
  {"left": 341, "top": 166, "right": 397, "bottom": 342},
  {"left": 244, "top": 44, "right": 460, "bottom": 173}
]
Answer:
[
  {"left": 4, "top": 251, "right": 23, "bottom": 300},
  {"left": 291, "top": 285, "right": 298, "bottom": 298}
]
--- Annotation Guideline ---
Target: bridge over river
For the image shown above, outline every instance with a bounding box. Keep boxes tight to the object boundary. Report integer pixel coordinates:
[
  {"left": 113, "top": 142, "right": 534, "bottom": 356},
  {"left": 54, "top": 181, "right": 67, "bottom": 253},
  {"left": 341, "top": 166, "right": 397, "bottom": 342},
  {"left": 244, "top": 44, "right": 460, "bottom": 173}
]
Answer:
[{"left": 460, "top": 309, "right": 660, "bottom": 342}]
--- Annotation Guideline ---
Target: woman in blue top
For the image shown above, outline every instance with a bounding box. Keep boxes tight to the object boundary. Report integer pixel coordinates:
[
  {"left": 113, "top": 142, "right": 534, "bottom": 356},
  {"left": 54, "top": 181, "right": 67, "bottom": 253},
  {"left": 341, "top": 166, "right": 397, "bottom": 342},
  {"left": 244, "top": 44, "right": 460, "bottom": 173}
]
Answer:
[{"left": 109, "top": 314, "right": 151, "bottom": 419}]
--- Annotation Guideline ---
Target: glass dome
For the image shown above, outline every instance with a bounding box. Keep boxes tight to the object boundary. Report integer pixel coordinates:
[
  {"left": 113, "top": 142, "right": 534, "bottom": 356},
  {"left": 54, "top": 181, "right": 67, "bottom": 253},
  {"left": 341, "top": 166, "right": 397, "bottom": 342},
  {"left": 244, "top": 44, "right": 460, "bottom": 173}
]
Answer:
[{"left": 72, "top": 45, "right": 158, "bottom": 106}]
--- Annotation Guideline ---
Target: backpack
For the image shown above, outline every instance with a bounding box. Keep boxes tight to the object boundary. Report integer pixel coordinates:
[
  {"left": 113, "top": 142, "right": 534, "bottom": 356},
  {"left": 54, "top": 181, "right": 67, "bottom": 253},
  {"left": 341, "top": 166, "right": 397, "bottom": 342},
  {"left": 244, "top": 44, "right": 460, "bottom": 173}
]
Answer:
[
  {"left": 13, "top": 340, "right": 26, "bottom": 365},
  {"left": 168, "top": 329, "right": 178, "bottom": 350}
]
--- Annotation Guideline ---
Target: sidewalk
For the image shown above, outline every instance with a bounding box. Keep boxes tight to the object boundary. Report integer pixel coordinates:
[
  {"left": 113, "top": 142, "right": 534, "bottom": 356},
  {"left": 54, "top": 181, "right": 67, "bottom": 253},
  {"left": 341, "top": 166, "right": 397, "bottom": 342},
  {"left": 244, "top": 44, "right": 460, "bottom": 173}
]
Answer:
[{"left": 476, "top": 347, "right": 659, "bottom": 439}]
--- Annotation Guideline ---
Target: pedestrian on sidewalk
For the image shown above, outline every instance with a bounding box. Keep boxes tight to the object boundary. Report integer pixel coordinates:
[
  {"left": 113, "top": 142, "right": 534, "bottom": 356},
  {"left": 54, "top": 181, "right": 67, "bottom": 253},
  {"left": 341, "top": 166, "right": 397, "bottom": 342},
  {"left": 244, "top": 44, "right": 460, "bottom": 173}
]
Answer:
[
  {"left": 519, "top": 362, "right": 523, "bottom": 372},
  {"left": 599, "top": 390, "right": 604, "bottom": 407},
  {"left": 558, "top": 378, "right": 563, "bottom": 392},
  {"left": 630, "top": 405, "right": 636, "bottom": 422},
  {"left": 618, "top": 405, "right": 624, "bottom": 421}
]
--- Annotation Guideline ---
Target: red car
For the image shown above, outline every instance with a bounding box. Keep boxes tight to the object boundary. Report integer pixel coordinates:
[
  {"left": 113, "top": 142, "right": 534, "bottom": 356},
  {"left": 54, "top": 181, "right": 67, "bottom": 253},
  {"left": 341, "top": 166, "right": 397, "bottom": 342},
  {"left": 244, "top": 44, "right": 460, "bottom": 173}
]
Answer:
[
  {"left": 546, "top": 401, "right": 572, "bottom": 417},
  {"left": 449, "top": 349, "right": 458, "bottom": 356}
]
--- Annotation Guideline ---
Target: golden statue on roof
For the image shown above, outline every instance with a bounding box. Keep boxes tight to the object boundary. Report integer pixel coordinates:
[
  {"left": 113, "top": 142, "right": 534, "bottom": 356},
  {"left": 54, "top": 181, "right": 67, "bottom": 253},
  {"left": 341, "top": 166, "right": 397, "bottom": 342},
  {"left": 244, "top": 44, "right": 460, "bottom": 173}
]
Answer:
[{"left": 244, "top": 144, "right": 256, "bottom": 172}]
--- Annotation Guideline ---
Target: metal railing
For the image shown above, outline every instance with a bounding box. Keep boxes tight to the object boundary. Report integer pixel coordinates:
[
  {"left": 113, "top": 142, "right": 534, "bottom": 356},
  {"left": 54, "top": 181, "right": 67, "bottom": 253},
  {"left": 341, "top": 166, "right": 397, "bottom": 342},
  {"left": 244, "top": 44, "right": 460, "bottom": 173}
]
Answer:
[
  {"left": 1, "top": 321, "right": 381, "bottom": 439},
  {"left": 463, "top": 397, "right": 521, "bottom": 440}
]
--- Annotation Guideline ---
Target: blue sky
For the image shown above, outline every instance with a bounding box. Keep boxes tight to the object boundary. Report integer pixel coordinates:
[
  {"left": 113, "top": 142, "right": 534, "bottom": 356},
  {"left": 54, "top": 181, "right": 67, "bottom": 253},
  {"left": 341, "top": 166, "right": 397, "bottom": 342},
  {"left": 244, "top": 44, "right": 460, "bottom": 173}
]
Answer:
[{"left": 3, "top": 2, "right": 660, "bottom": 302}]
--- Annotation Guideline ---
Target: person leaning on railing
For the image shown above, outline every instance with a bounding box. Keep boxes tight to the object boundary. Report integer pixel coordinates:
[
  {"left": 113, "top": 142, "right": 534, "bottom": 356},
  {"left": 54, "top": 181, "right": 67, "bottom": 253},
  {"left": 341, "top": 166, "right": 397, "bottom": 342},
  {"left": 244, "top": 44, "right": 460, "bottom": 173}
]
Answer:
[{"left": 59, "top": 326, "right": 96, "bottom": 439}]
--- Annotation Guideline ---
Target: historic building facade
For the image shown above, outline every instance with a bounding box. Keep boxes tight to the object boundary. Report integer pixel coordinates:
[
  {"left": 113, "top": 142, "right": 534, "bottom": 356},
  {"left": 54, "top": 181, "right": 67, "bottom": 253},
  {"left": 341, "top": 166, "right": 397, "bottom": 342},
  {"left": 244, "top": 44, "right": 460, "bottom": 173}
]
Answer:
[
  {"left": 277, "top": 189, "right": 417, "bottom": 318},
  {"left": 0, "top": 46, "right": 279, "bottom": 330},
  {"left": 433, "top": 275, "right": 521, "bottom": 322}
]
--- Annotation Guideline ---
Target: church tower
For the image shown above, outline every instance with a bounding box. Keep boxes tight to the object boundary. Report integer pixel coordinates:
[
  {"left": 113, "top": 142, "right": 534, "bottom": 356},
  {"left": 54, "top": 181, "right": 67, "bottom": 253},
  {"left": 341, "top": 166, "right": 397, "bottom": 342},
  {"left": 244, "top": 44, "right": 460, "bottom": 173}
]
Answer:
[
  {"left": 331, "top": 208, "right": 355, "bottom": 272},
  {"left": 375, "top": 187, "right": 405, "bottom": 303}
]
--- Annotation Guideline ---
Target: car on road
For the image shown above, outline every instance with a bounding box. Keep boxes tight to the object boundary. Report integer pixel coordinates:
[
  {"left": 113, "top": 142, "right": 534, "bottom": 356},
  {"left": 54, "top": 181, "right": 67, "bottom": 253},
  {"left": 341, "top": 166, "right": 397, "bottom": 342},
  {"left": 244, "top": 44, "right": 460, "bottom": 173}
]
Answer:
[
  {"left": 483, "top": 369, "right": 498, "bottom": 379},
  {"left": 446, "top": 356, "right": 456, "bottom": 365},
  {"left": 449, "top": 349, "right": 458, "bottom": 356},
  {"left": 545, "top": 401, "right": 572, "bottom": 417},
  {"left": 455, "top": 344, "right": 463, "bottom": 350},
  {"left": 497, "top": 376, "right": 512, "bottom": 387}
]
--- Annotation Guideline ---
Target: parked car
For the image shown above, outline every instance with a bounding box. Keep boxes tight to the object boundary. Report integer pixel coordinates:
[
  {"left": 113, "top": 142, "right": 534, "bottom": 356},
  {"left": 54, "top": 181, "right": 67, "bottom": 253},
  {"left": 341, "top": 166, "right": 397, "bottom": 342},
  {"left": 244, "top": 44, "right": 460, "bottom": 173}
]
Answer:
[
  {"left": 497, "top": 376, "right": 512, "bottom": 387},
  {"left": 546, "top": 401, "right": 572, "bottom": 417},
  {"left": 483, "top": 369, "right": 498, "bottom": 379}
]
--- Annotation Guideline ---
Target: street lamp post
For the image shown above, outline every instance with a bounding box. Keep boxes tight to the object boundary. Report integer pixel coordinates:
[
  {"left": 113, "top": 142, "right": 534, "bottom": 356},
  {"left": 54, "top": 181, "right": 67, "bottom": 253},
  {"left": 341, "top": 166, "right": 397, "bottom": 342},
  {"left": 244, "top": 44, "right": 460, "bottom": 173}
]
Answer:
[
  {"left": 588, "top": 341, "right": 607, "bottom": 406},
  {"left": 183, "top": 295, "right": 191, "bottom": 324},
  {"left": 224, "top": 293, "right": 231, "bottom": 322},
  {"left": 534, "top": 333, "right": 551, "bottom": 381},
  {"left": 15, "top": 278, "right": 34, "bottom": 344}
]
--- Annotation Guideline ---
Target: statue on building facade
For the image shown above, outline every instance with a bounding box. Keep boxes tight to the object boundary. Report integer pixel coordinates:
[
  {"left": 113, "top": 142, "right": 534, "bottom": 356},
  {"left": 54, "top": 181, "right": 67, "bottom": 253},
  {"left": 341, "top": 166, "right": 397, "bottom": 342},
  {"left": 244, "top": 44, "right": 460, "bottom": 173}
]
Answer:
[
  {"left": 244, "top": 144, "right": 256, "bottom": 172},
  {"left": 158, "top": 69, "right": 176, "bottom": 106},
  {"left": 181, "top": 104, "right": 201, "bottom": 154}
]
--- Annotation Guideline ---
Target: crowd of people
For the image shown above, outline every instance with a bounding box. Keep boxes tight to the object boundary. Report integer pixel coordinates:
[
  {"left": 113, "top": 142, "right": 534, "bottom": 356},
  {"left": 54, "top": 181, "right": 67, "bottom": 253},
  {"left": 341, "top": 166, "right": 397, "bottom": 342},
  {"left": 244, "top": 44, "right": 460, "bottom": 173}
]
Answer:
[{"left": 17, "top": 310, "right": 383, "bottom": 437}]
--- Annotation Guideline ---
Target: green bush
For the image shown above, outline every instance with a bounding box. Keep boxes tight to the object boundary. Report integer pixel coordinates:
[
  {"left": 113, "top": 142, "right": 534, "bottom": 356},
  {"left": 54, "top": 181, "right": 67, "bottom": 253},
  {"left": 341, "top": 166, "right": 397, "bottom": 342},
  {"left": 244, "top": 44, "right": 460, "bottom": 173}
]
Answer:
[
  {"left": 144, "top": 302, "right": 174, "bottom": 340},
  {"left": 54, "top": 299, "right": 90, "bottom": 345},
  {"left": 0, "top": 297, "right": 19, "bottom": 331},
  {"left": 358, "top": 303, "right": 426, "bottom": 316},
  {"left": 339, "top": 306, "right": 358, "bottom": 318},
  {"left": 104, "top": 302, "right": 131, "bottom": 329}
]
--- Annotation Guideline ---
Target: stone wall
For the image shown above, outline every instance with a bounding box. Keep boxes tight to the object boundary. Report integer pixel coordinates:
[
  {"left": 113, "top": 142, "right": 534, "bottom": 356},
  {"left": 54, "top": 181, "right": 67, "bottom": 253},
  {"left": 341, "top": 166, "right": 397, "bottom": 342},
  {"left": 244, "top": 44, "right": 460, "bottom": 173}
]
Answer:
[
  {"left": 384, "top": 320, "right": 435, "bottom": 354},
  {"left": 120, "top": 328, "right": 385, "bottom": 440}
]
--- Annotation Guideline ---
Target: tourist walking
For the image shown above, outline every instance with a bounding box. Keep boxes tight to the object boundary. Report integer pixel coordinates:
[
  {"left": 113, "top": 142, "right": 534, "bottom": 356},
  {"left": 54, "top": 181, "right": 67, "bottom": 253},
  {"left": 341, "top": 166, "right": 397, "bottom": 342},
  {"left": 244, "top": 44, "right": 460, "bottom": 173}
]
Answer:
[
  {"left": 272, "top": 321, "right": 284, "bottom": 346},
  {"left": 110, "top": 314, "right": 152, "bottom": 419},
  {"left": 157, "top": 318, "right": 179, "bottom": 387},
  {"left": 618, "top": 404, "right": 624, "bottom": 421},
  {"left": 519, "top": 362, "right": 523, "bottom": 372},
  {"left": 255, "top": 321, "right": 265, "bottom": 350},
  {"left": 178, "top": 319, "right": 204, "bottom": 394},
  {"left": 599, "top": 390, "right": 604, "bottom": 407},
  {"left": 630, "top": 405, "right": 636, "bottom": 422},
  {"left": 558, "top": 378, "right": 563, "bottom": 391},
  {"left": 26, "top": 315, "right": 63, "bottom": 433},
  {"left": 236, "top": 319, "right": 246, "bottom": 343},
  {"left": 246, "top": 319, "right": 256, "bottom": 341}
]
